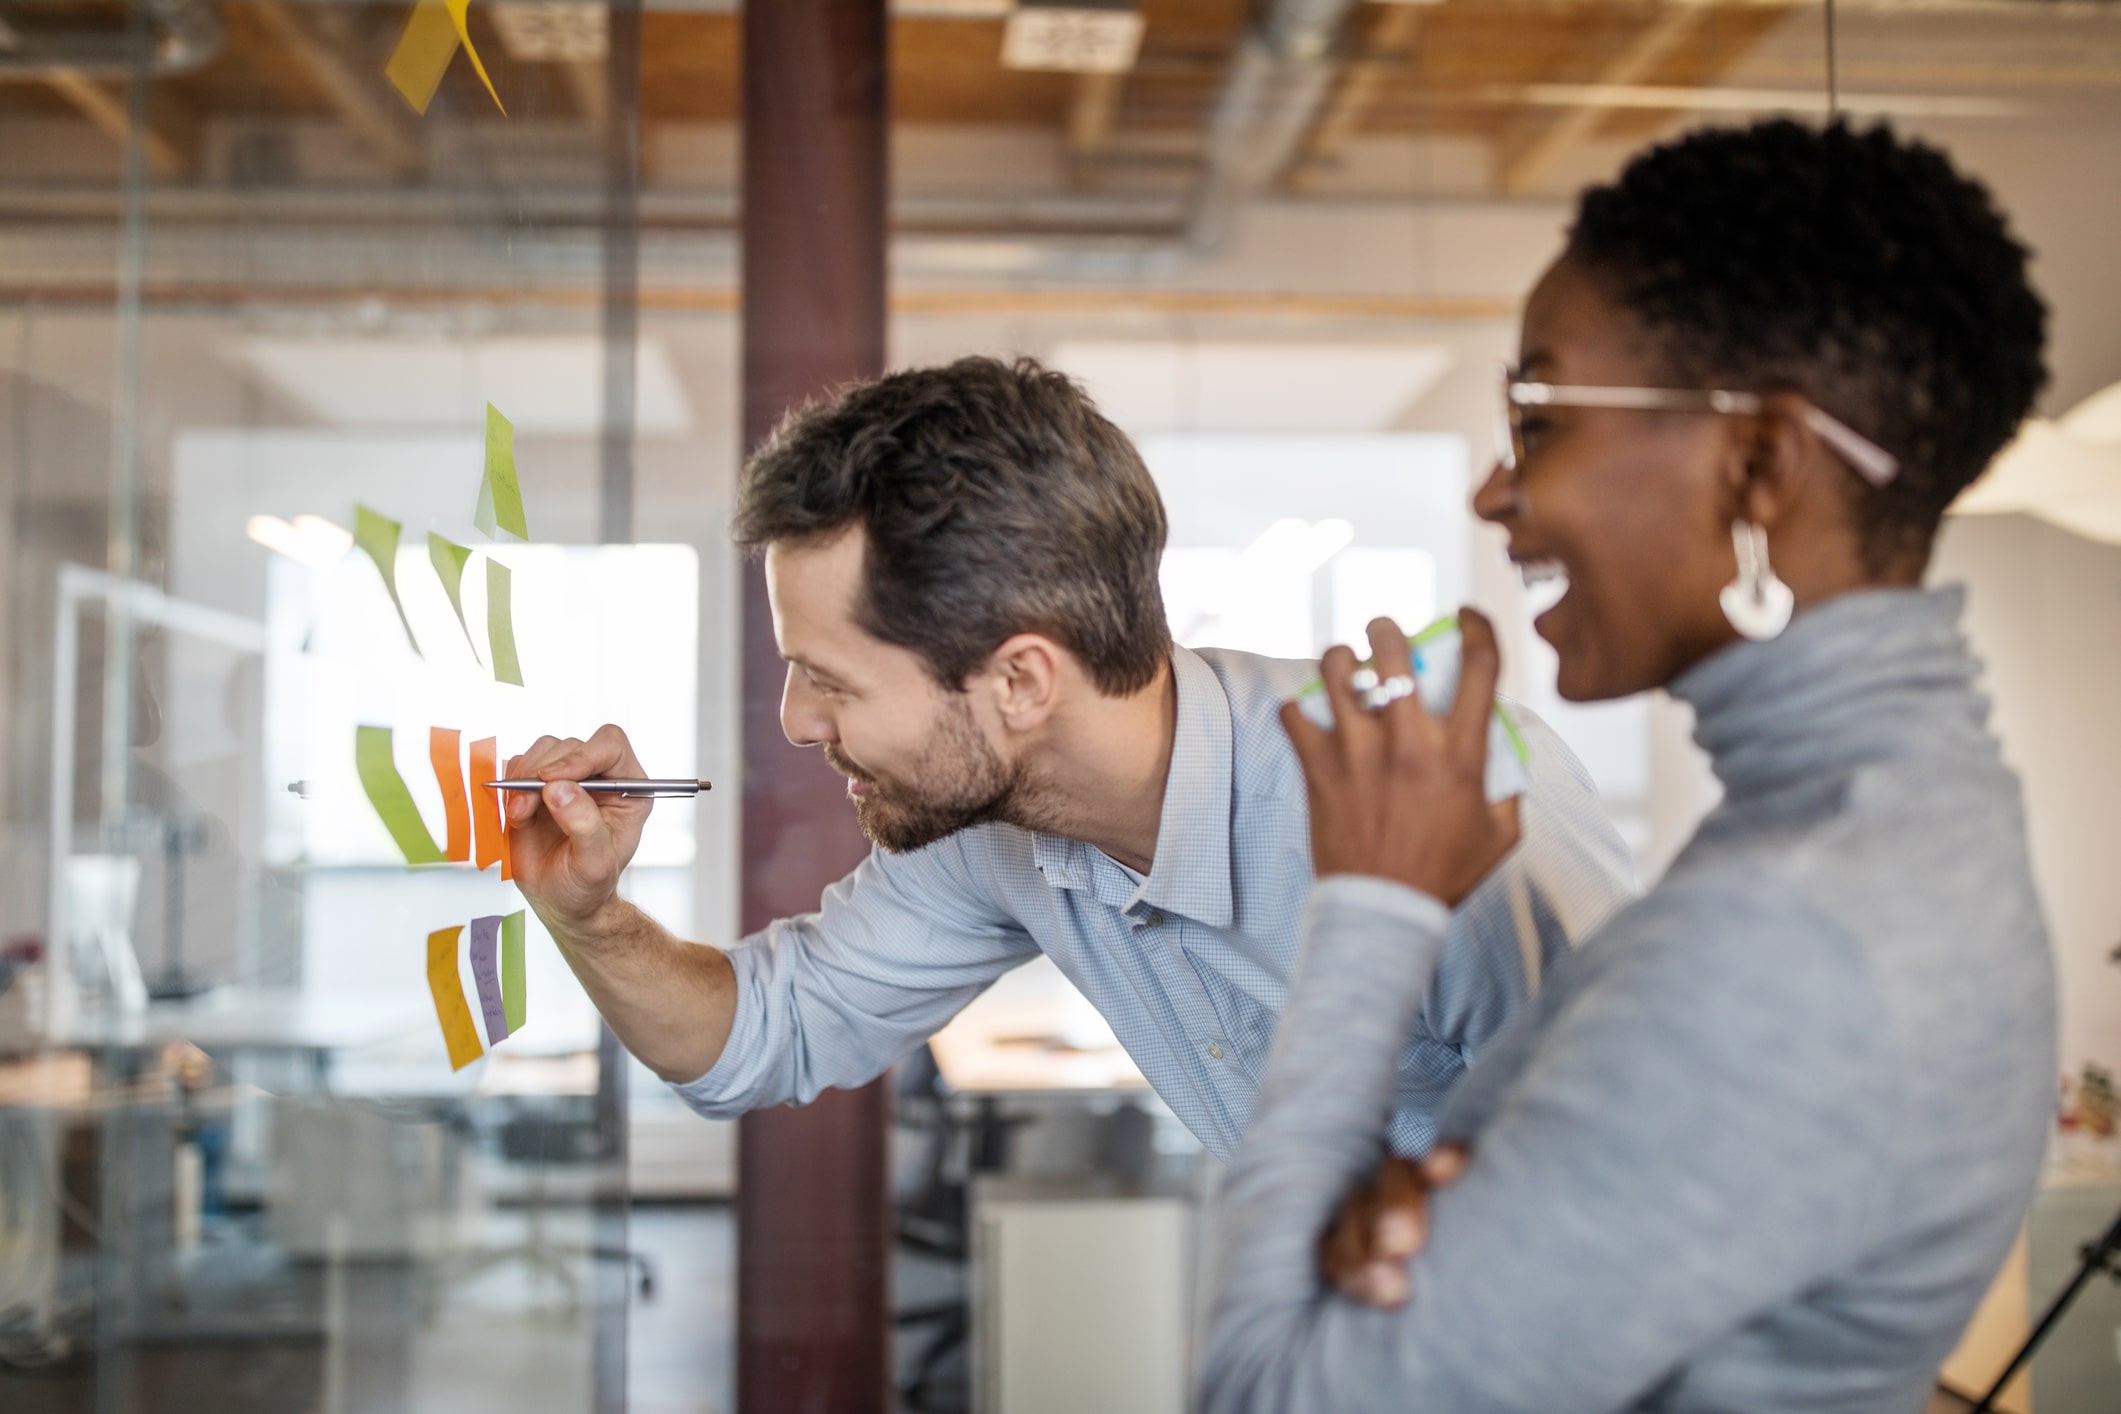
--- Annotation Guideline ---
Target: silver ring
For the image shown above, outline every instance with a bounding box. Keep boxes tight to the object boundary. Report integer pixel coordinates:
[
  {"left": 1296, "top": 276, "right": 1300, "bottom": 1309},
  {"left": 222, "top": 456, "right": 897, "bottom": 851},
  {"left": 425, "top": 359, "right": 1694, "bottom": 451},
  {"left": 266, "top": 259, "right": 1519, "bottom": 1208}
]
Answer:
[{"left": 1361, "top": 674, "right": 1417, "bottom": 712}]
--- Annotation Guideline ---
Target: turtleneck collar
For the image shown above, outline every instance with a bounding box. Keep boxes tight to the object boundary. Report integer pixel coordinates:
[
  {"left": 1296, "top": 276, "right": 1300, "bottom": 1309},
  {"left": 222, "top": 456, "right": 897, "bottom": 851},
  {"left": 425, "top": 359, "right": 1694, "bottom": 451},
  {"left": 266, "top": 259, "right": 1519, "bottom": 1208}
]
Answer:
[{"left": 1669, "top": 586, "right": 1996, "bottom": 801}]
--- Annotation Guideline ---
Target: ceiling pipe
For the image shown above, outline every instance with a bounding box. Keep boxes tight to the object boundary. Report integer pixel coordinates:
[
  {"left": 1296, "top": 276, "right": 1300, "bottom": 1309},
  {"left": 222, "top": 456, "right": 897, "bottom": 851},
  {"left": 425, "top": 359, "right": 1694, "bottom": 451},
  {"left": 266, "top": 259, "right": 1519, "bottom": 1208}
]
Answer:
[
  {"left": 0, "top": 0, "right": 222, "bottom": 79},
  {"left": 1185, "top": 0, "right": 1362, "bottom": 252}
]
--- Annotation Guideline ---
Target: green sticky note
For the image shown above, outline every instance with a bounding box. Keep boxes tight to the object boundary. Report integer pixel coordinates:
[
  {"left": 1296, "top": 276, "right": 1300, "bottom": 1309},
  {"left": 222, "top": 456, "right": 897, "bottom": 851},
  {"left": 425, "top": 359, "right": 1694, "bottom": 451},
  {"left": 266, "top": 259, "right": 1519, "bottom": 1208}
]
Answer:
[
  {"left": 473, "top": 403, "right": 528, "bottom": 542},
  {"left": 501, "top": 908, "right": 526, "bottom": 1032},
  {"left": 354, "top": 726, "right": 446, "bottom": 865},
  {"left": 427, "top": 532, "right": 481, "bottom": 662},
  {"left": 486, "top": 558, "right": 523, "bottom": 686},
  {"left": 354, "top": 504, "right": 420, "bottom": 654}
]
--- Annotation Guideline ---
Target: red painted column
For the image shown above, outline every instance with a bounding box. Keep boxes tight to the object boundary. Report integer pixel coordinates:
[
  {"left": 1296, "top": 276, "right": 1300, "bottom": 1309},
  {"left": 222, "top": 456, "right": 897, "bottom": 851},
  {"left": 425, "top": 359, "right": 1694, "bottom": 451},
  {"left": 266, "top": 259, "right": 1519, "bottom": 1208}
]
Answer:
[{"left": 737, "top": 2, "right": 891, "bottom": 1410}]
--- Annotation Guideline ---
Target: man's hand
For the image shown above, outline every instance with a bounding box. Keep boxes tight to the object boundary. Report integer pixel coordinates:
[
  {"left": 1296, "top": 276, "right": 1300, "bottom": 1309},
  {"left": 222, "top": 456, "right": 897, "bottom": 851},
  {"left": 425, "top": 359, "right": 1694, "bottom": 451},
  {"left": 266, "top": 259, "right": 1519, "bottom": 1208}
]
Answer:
[
  {"left": 1320, "top": 1146, "right": 1468, "bottom": 1307},
  {"left": 1279, "top": 611, "right": 1520, "bottom": 907},
  {"left": 503, "top": 724, "right": 655, "bottom": 934}
]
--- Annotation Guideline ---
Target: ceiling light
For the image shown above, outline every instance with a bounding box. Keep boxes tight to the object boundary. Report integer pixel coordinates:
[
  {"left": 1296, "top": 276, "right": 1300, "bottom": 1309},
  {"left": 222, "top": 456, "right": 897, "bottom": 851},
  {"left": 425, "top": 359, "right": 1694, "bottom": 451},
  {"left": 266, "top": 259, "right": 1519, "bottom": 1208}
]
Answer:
[
  {"left": 1002, "top": 0, "right": 1143, "bottom": 74},
  {"left": 490, "top": 3, "right": 608, "bottom": 63},
  {"left": 247, "top": 514, "right": 353, "bottom": 568}
]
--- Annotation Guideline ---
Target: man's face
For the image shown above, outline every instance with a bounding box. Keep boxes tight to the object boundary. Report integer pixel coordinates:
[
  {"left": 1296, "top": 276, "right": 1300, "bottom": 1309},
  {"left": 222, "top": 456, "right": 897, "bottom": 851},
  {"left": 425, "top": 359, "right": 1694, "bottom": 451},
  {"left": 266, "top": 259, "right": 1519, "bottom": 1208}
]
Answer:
[{"left": 767, "top": 526, "right": 1025, "bottom": 852}]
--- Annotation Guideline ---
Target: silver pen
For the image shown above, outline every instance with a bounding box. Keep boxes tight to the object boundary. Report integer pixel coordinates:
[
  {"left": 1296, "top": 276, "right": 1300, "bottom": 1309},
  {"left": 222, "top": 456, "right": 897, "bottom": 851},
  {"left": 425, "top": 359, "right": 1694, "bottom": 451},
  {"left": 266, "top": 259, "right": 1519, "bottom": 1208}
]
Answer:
[{"left": 484, "top": 779, "right": 712, "bottom": 798}]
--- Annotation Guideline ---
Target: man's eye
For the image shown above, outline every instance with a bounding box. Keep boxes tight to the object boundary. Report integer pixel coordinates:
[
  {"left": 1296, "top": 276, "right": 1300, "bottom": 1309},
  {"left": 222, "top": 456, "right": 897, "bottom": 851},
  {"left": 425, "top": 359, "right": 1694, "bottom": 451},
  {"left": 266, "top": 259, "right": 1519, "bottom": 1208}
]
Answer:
[{"left": 1517, "top": 415, "right": 1555, "bottom": 452}]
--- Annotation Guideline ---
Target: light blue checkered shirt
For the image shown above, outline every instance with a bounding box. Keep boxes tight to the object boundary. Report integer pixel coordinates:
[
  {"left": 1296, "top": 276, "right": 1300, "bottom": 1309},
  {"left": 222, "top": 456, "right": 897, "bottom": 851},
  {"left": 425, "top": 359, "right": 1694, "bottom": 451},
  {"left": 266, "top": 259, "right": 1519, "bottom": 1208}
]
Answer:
[{"left": 675, "top": 645, "right": 1638, "bottom": 1158}]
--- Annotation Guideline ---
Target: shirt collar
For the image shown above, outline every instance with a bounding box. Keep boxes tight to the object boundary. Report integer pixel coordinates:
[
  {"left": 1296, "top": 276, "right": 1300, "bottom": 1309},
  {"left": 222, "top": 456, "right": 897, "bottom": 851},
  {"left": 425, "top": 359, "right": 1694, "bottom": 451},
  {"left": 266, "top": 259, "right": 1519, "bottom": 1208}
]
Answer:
[{"left": 1032, "top": 645, "right": 1237, "bottom": 928}]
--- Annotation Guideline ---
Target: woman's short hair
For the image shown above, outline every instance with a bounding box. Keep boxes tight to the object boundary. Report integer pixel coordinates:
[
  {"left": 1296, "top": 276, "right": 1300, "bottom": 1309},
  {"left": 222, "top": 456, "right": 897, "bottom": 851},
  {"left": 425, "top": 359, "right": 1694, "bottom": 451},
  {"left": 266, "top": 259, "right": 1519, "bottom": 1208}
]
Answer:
[
  {"left": 734, "top": 355, "right": 1171, "bottom": 695},
  {"left": 1565, "top": 119, "right": 2049, "bottom": 572}
]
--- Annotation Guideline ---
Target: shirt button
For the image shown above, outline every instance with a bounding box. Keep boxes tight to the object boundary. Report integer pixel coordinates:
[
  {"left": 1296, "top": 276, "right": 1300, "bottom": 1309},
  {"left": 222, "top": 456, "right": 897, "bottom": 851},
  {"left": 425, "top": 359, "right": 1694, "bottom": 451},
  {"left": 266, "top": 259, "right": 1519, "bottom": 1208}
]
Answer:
[
  {"left": 1207, "top": 1043, "right": 1224, "bottom": 1060},
  {"left": 1145, "top": 910, "right": 1165, "bottom": 928}
]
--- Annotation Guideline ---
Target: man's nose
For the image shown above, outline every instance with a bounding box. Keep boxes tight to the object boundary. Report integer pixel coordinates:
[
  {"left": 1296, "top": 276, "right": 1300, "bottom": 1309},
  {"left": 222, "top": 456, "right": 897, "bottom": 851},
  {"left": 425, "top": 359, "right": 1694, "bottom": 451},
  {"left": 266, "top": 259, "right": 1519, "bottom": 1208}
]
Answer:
[{"left": 780, "top": 669, "right": 835, "bottom": 749}]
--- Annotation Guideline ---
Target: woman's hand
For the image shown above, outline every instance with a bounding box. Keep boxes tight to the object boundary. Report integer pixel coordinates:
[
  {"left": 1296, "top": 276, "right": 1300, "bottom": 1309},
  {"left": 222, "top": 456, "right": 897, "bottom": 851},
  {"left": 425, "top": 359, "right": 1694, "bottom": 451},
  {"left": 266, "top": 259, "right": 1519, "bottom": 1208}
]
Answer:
[
  {"left": 1279, "top": 610, "right": 1521, "bottom": 907},
  {"left": 1320, "top": 1146, "right": 1469, "bottom": 1306}
]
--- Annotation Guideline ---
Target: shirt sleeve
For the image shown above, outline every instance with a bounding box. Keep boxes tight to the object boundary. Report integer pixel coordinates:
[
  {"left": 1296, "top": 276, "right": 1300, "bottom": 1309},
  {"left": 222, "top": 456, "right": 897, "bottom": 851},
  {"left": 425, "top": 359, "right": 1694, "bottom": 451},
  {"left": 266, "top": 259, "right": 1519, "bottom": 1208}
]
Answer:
[
  {"left": 1201, "top": 875, "right": 1892, "bottom": 1414},
  {"left": 671, "top": 837, "right": 1042, "bottom": 1117},
  {"left": 1417, "top": 703, "right": 1639, "bottom": 1059}
]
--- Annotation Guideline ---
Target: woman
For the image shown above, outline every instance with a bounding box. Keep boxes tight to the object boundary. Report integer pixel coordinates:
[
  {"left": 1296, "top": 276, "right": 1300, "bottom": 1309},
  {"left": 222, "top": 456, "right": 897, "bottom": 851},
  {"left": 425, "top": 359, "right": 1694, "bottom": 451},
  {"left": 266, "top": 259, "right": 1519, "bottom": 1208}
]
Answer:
[{"left": 1203, "top": 120, "right": 2055, "bottom": 1412}]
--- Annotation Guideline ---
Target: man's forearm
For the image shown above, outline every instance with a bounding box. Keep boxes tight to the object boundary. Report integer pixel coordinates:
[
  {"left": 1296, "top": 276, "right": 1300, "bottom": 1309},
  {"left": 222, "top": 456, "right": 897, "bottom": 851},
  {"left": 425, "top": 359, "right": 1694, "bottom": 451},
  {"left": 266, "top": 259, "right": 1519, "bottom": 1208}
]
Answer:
[{"left": 538, "top": 897, "right": 738, "bottom": 1082}]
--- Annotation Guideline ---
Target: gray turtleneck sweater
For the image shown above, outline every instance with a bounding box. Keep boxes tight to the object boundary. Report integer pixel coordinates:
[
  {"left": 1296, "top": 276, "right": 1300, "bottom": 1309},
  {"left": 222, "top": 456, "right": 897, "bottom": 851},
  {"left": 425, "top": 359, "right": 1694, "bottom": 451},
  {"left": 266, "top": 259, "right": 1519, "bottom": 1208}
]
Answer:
[{"left": 1201, "top": 588, "right": 2057, "bottom": 1414}]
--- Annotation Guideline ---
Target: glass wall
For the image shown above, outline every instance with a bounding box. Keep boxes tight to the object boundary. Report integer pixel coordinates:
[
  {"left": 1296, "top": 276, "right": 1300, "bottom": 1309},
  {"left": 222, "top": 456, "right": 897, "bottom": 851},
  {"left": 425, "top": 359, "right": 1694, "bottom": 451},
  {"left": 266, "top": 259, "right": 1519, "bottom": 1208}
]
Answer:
[{"left": 5, "top": 3, "right": 2119, "bottom": 1412}]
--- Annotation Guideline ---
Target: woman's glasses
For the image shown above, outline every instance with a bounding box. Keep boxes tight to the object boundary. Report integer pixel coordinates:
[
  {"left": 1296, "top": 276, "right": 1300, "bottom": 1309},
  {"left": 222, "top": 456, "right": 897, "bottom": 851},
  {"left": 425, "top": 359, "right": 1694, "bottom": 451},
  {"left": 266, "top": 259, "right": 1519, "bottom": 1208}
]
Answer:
[{"left": 1498, "top": 370, "right": 1900, "bottom": 488}]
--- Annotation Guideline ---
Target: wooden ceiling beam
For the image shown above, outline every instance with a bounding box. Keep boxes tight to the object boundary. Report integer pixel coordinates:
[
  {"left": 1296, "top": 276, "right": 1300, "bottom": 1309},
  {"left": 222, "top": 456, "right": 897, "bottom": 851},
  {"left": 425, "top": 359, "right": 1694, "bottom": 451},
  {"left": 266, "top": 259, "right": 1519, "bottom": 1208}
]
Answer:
[
  {"left": 1286, "top": 3, "right": 1425, "bottom": 191},
  {"left": 1066, "top": 71, "right": 1125, "bottom": 187},
  {"left": 248, "top": 0, "right": 424, "bottom": 180},
  {"left": 1492, "top": 2, "right": 1710, "bottom": 195},
  {"left": 43, "top": 68, "right": 196, "bottom": 179}
]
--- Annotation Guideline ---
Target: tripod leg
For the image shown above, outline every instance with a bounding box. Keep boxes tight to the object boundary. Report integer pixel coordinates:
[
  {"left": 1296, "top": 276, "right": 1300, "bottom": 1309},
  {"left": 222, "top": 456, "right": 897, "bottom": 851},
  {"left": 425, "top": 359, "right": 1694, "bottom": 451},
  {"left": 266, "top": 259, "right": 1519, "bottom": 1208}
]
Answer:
[{"left": 1972, "top": 1207, "right": 2121, "bottom": 1414}]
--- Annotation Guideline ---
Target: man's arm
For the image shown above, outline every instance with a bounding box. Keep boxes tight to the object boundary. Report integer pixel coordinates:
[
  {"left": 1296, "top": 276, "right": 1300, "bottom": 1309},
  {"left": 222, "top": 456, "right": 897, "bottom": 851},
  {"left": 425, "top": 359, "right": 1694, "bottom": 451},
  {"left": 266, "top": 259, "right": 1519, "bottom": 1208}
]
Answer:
[{"left": 505, "top": 726, "right": 1038, "bottom": 1097}]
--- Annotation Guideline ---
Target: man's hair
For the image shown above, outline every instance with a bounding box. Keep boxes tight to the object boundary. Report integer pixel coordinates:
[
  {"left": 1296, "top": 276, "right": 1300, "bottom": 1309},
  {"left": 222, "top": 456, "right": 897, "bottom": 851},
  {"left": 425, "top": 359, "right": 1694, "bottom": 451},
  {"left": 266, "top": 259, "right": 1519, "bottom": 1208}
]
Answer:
[
  {"left": 734, "top": 355, "right": 1171, "bottom": 695},
  {"left": 1565, "top": 119, "right": 2049, "bottom": 573}
]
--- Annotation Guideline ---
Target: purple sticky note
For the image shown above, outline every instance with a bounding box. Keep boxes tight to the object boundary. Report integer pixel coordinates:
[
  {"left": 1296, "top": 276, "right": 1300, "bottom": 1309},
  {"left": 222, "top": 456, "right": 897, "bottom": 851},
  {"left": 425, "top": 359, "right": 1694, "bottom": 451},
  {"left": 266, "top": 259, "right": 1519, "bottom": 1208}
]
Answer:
[{"left": 468, "top": 914, "right": 509, "bottom": 1046}]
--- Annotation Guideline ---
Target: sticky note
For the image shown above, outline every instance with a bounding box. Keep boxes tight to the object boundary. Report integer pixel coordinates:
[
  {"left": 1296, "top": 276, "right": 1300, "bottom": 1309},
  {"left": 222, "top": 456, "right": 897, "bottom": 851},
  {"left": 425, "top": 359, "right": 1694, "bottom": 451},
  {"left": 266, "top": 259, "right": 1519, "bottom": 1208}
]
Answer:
[
  {"left": 355, "top": 726, "right": 446, "bottom": 865},
  {"left": 353, "top": 504, "right": 420, "bottom": 655},
  {"left": 445, "top": 0, "right": 506, "bottom": 116},
  {"left": 384, "top": 0, "right": 456, "bottom": 115},
  {"left": 428, "top": 727, "right": 471, "bottom": 863},
  {"left": 473, "top": 404, "right": 527, "bottom": 542},
  {"left": 470, "top": 735, "right": 506, "bottom": 871},
  {"left": 468, "top": 914, "right": 509, "bottom": 1045},
  {"left": 385, "top": 0, "right": 505, "bottom": 117},
  {"left": 502, "top": 908, "right": 527, "bottom": 1032},
  {"left": 426, "top": 926, "right": 485, "bottom": 1071},
  {"left": 427, "top": 532, "right": 481, "bottom": 663},
  {"left": 487, "top": 557, "right": 523, "bottom": 687}
]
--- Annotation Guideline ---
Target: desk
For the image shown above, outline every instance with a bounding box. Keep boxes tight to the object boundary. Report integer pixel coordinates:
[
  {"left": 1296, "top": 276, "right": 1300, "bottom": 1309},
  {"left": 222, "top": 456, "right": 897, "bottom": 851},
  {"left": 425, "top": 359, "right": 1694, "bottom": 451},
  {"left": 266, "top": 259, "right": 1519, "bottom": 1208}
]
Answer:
[{"left": 929, "top": 956, "right": 1147, "bottom": 1096}]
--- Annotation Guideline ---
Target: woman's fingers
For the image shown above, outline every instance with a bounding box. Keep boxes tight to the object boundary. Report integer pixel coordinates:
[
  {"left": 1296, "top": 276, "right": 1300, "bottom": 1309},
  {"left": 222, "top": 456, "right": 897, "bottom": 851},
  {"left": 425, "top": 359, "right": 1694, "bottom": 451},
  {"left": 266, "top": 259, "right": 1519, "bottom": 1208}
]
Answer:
[
  {"left": 1322, "top": 1179, "right": 1383, "bottom": 1297},
  {"left": 1450, "top": 608, "right": 1505, "bottom": 763}
]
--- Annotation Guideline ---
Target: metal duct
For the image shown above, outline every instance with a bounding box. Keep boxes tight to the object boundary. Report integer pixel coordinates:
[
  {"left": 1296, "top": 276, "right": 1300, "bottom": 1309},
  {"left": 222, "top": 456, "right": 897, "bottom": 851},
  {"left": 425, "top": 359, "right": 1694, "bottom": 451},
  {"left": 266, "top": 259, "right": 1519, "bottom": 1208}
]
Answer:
[
  {"left": 0, "top": 0, "right": 223, "bottom": 79},
  {"left": 1186, "top": 0, "right": 1361, "bottom": 251}
]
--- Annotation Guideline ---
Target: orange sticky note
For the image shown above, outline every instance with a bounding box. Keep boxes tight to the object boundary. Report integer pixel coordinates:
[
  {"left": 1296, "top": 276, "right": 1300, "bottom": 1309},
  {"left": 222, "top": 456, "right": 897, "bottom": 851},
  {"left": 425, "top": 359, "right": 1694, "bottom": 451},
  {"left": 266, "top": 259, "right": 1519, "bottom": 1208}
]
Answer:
[
  {"left": 470, "top": 736, "right": 505, "bottom": 872},
  {"left": 429, "top": 727, "right": 471, "bottom": 863},
  {"left": 426, "top": 926, "right": 485, "bottom": 1071},
  {"left": 500, "top": 817, "right": 513, "bottom": 882}
]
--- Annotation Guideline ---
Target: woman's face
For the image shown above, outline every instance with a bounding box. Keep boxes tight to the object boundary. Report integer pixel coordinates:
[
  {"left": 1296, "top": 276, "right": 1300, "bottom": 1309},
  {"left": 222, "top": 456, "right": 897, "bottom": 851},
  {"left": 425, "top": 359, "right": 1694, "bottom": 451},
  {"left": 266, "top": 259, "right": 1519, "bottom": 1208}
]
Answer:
[{"left": 1473, "top": 257, "right": 1749, "bottom": 702}]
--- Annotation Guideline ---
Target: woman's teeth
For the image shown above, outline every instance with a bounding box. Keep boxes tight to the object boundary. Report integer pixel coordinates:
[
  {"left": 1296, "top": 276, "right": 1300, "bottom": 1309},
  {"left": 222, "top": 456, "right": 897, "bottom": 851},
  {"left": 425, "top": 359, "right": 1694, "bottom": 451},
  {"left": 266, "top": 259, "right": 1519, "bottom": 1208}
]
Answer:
[{"left": 1517, "top": 558, "right": 1569, "bottom": 615}]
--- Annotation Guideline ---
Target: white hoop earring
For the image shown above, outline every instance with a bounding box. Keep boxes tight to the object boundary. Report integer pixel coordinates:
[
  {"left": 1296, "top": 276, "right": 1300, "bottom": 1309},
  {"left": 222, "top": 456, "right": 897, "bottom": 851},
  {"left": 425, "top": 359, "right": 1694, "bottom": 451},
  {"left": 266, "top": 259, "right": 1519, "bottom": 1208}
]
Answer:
[{"left": 1719, "top": 521, "right": 1794, "bottom": 641}]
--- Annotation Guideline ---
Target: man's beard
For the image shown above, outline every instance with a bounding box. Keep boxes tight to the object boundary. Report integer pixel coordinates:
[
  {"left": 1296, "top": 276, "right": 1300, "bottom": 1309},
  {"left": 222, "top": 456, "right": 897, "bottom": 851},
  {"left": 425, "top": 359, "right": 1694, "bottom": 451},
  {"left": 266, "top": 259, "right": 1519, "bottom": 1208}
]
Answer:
[{"left": 824, "top": 695, "right": 1026, "bottom": 853}]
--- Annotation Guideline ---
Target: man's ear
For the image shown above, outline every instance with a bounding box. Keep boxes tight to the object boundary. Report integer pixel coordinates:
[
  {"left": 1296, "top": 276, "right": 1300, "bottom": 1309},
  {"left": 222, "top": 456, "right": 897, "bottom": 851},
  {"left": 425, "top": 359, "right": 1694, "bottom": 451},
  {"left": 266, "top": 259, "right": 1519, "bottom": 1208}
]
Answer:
[{"left": 980, "top": 633, "right": 1066, "bottom": 734}]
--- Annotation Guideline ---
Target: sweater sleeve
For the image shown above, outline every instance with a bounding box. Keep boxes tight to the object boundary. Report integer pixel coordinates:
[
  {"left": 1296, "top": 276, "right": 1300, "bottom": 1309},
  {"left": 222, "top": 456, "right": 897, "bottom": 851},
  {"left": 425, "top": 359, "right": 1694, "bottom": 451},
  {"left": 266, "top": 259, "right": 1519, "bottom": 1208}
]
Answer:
[{"left": 1200, "top": 877, "right": 1892, "bottom": 1414}]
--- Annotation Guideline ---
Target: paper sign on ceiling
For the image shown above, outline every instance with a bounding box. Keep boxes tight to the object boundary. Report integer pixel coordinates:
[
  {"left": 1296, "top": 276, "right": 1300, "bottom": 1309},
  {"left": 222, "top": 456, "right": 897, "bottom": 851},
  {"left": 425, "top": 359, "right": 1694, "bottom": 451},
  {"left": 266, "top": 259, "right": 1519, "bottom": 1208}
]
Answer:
[
  {"left": 473, "top": 403, "right": 528, "bottom": 542},
  {"left": 386, "top": 0, "right": 506, "bottom": 117},
  {"left": 355, "top": 725, "right": 447, "bottom": 866},
  {"left": 353, "top": 504, "right": 421, "bottom": 655},
  {"left": 426, "top": 925, "right": 486, "bottom": 1070}
]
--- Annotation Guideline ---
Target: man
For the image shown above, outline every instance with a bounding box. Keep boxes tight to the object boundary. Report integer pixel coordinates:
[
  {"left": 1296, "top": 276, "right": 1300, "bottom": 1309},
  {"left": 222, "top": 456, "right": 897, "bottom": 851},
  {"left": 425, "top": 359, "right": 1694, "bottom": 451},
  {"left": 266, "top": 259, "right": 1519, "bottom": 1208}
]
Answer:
[{"left": 502, "top": 355, "right": 1635, "bottom": 1161}]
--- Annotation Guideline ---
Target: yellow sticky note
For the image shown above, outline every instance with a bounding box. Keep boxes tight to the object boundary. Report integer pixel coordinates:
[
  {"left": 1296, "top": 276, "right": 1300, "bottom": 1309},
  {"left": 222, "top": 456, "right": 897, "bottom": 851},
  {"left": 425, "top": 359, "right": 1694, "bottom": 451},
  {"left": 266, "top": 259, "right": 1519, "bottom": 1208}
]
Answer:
[
  {"left": 353, "top": 504, "right": 420, "bottom": 655},
  {"left": 385, "top": 0, "right": 458, "bottom": 116},
  {"left": 487, "top": 558, "right": 523, "bottom": 687},
  {"left": 355, "top": 726, "right": 447, "bottom": 866},
  {"left": 473, "top": 403, "right": 528, "bottom": 542},
  {"left": 427, "top": 532, "right": 481, "bottom": 662},
  {"left": 426, "top": 926, "right": 486, "bottom": 1071},
  {"left": 445, "top": 0, "right": 507, "bottom": 116}
]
